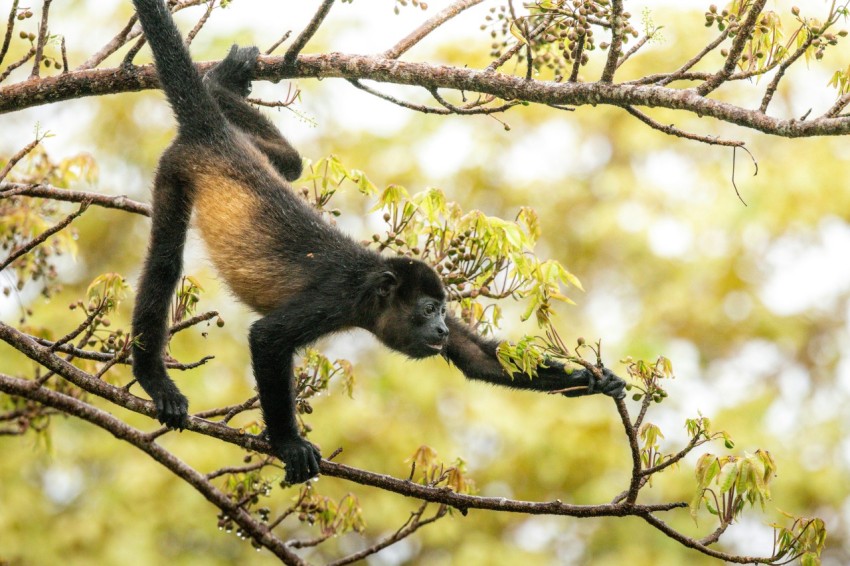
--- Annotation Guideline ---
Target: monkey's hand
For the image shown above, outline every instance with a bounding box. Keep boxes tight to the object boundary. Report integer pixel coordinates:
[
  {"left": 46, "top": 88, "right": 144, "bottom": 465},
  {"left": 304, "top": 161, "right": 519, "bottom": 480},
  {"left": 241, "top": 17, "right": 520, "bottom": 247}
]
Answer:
[
  {"left": 539, "top": 364, "right": 627, "bottom": 400},
  {"left": 275, "top": 436, "right": 322, "bottom": 484}
]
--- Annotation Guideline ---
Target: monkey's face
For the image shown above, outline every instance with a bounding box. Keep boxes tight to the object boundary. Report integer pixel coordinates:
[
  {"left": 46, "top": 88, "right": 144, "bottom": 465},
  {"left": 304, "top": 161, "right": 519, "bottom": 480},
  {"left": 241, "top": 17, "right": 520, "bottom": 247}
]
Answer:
[{"left": 375, "top": 296, "right": 449, "bottom": 359}]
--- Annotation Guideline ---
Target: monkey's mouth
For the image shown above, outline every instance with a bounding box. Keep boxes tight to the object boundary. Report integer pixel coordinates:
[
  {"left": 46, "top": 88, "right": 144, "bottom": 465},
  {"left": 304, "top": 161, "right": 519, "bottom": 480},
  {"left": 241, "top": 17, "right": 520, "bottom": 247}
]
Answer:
[{"left": 426, "top": 343, "right": 444, "bottom": 352}]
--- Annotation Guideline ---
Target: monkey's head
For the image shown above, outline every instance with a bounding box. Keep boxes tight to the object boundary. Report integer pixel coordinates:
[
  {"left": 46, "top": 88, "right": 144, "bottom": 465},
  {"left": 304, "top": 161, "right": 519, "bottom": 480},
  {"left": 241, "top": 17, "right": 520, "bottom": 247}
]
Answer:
[{"left": 370, "top": 257, "right": 449, "bottom": 359}]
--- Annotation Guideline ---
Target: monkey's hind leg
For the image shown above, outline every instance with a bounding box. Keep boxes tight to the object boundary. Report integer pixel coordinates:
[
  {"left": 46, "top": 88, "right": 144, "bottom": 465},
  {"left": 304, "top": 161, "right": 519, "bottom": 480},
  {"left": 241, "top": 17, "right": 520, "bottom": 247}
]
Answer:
[{"left": 131, "top": 170, "right": 193, "bottom": 429}]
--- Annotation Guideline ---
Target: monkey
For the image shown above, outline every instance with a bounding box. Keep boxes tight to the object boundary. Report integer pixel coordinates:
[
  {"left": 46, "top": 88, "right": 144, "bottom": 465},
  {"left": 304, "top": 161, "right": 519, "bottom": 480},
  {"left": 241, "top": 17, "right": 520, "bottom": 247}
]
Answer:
[{"left": 129, "top": 0, "right": 627, "bottom": 485}]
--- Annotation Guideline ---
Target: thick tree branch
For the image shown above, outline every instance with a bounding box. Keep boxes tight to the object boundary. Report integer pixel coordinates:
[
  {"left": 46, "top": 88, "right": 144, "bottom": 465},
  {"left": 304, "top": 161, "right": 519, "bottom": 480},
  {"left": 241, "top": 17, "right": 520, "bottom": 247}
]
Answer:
[{"left": 2, "top": 53, "right": 849, "bottom": 139}]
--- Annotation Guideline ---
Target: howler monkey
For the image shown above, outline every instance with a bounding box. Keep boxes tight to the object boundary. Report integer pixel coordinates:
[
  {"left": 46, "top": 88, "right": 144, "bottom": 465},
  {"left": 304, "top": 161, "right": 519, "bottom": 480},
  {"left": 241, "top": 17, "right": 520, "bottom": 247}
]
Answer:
[{"left": 129, "top": 0, "right": 627, "bottom": 484}]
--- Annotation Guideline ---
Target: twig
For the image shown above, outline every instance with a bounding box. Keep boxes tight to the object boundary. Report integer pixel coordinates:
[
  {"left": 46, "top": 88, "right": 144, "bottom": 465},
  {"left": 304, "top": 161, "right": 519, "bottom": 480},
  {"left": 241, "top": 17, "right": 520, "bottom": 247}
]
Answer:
[
  {"left": 0, "top": 183, "right": 151, "bottom": 216},
  {"left": 567, "top": 35, "right": 585, "bottom": 82},
  {"left": 265, "top": 30, "right": 291, "bottom": 55},
  {"left": 169, "top": 310, "right": 219, "bottom": 335},
  {"left": 327, "top": 502, "right": 448, "bottom": 566},
  {"left": 384, "top": 0, "right": 484, "bottom": 60},
  {"left": 617, "top": 34, "right": 649, "bottom": 69},
  {"left": 29, "top": 0, "right": 52, "bottom": 79},
  {"left": 0, "top": 201, "right": 89, "bottom": 273},
  {"left": 77, "top": 15, "right": 139, "bottom": 70},
  {"left": 506, "top": 0, "right": 532, "bottom": 80},
  {"left": 759, "top": 33, "right": 814, "bottom": 113},
  {"left": 600, "top": 0, "right": 624, "bottom": 83},
  {"left": 624, "top": 106, "right": 745, "bottom": 147},
  {"left": 206, "top": 458, "right": 273, "bottom": 480},
  {"left": 697, "top": 0, "right": 768, "bottom": 96},
  {"left": 615, "top": 397, "right": 641, "bottom": 505},
  {"left": 731, "top": 144, "right": 758, "bottom": 206},
  {"left": 349, "top": 79, "right": 450, "bottom": 114},
  {"left": 655, "top": 28, "right": 730, "bottom": 87},
  {"left": 122, "top": 35, "right": 146, "bottom": 67},
  {"left": 185, "top": 0, "right": 215, "bottom": 46},
  {"left": 485, "top": 15, "right": 552, "bottom": 73},
  {"left": 0, "top": 137, "right": 43, "bottom": 182},
  {"left": 283, "top": 0, "right": 336, "bottom": 65},
  {"left": 59, "top": 35, "right": 67, "bottom": 73},
  {"left": 0, "top": 0, "right": 20, "bottom": 67},
  {"left": 0, "top": 46, "right": 34, "bottom": 83},
  {"left": 429, "top": 87, "right": 518, "bottom": 115}
]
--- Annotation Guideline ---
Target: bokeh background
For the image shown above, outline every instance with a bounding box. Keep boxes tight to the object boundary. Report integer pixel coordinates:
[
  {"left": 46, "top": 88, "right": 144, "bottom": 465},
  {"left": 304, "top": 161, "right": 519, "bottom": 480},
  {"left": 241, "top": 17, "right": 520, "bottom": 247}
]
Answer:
[{"left": 1, "top": 1, "right": 849, "bottom": 564}]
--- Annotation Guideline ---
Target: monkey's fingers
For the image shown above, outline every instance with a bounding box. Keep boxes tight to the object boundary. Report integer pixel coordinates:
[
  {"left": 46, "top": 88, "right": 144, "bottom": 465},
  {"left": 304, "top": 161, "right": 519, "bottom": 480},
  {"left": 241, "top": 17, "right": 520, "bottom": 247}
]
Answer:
[{"left": 279, "top": 441, "right": 322, "bottom": 484}]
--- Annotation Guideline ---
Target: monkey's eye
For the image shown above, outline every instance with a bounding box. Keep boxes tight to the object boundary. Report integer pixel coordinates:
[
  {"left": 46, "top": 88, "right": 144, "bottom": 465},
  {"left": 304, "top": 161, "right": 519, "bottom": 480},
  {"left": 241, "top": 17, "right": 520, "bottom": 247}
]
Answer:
[{"left": 423, "top": 303, "right": 436, "bottom": 316}]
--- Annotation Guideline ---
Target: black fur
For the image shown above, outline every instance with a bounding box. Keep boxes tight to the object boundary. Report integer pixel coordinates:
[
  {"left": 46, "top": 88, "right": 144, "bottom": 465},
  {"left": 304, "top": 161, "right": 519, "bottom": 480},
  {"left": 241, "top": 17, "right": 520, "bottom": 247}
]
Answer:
[{"left": 129, "top": 0, "right": 625, "bottom": 485}]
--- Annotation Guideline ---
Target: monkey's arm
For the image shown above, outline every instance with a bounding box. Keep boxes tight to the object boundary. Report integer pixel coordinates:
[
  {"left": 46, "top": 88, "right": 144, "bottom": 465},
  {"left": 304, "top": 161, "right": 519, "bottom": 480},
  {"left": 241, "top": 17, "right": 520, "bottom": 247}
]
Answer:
[
  {"left": 131, "top": 169, "right": 193, "bottom": 427},
  {"left": 443, "top": 314, "right": 626, "bottom": 399}
]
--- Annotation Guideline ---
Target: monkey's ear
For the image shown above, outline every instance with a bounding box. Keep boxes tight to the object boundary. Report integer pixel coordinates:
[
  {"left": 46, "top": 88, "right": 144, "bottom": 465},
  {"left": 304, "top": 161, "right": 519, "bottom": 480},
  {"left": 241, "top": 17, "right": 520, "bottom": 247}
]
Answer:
[{"left": 375, "top": 271, "right": 398, "bottom": 298}]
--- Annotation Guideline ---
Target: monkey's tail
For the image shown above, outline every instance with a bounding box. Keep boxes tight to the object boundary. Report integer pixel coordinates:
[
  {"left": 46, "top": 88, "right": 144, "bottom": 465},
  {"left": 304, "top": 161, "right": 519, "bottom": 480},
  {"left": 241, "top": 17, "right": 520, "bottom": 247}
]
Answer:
[{"left": 132, "top": 0, "right": 226, "bottom": 138}]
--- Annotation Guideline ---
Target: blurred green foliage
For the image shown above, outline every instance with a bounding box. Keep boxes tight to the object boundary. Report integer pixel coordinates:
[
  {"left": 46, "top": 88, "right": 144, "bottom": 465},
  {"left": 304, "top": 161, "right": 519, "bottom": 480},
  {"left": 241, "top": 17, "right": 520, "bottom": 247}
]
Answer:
[{"left": 2, "top": 1, "right": 850, "bottom": 564}]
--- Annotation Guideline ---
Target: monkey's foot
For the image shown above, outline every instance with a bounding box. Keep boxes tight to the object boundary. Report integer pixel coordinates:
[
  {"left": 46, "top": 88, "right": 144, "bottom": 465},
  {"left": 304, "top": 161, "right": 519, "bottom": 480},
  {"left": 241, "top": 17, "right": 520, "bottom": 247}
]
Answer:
[
  {"left": 207, "top": 44, "right": 260, "bottom": 97},
  {"left": 275, "top": 436, "right": 322, "bottom": 484},
  {"left": 153, "top": 383, "right": 189, "bottom": 429}
]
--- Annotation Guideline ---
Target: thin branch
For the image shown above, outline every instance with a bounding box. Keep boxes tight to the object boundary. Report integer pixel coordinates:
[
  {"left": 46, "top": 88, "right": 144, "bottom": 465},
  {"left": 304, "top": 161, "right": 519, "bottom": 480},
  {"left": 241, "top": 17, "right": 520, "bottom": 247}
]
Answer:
[
  {"left": 0, "top": 46, "right": 34, "bottom": 83},
  {"left": 640, "top": 512, "right": 775, "bottom": 564},
  {"left": 617, "top": 34, "right": 649, "bottom": 69},
  {"left": 615, "top": 397, "right": 642, "bottom": 505},
  {"left": 185, "top": 0, "right": 215, "bottom": 46},
  {"left": 265, "top": 30, "right": 292, "bottom": 55},
  {"left": 429, "top": 87, "right": 518, "bottom": 115},
  {"left": 759, "top": 33, "right": 814, "bottom": 113},
  {"left": 826, "top": 93, "right": 850, "bottom": 118},
  {"left": 283, "top": 0, "right": 336, "bottom": 65},
  {"left": 349, "top": 79, "right": 450, "bottom": 114},
  {"left": 122, "top": 36, "right": 146, "bottom": 67},
  {"left": 0, "top": 201, "right": 89, "bottom": 272},
  {"left": 77, "top": 15, "right": 139, "bottom": 70},
  {"left": 206, "top": 458, "right": 273, "bottom": 480},
  {"left": 624, "top": 106, "right": 745, "bottom": 147},
  {"left": 0, "top": 137, "right": 43, "bottom": 181},
  {"left": 59, "top": 35, "right": 67, "bottom": 73},
  {"left": 506, "top": 0, "right": 532, "bottom": 80},
  {"left": 0, "top": 0, "right": 20, "bottom": 67},
  {"left": 696, "top": 0, "right": 768, "bottom": 96},
  {"left": 639, "top": 435, "right": 703, "bottom": 477},
  {"left": 0, "top": 183, "right": 151, "bottom": 216},
  {"left": 170, "top": 310, "right": 219, "bottom": 335},
  {"left": 384, "top": 0, "right": 485, "bottom": 60},
  {"left": 485, "top": 15, "right": 552, "bottom": 73},
  {"left": 328, "top": 503, "right": 448, "bottom": 566},
  {"left": 567, "top": 35, "right": 585, "bottom": 82},
  {"left": 599, "top": 0, "right": 624, "bottom": 83},
  {"left": 29, "top": 0, "right": 52, "bottom": 79},
  {"left": 655, "top": 28, "right": 730, "bottom": 87}
]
